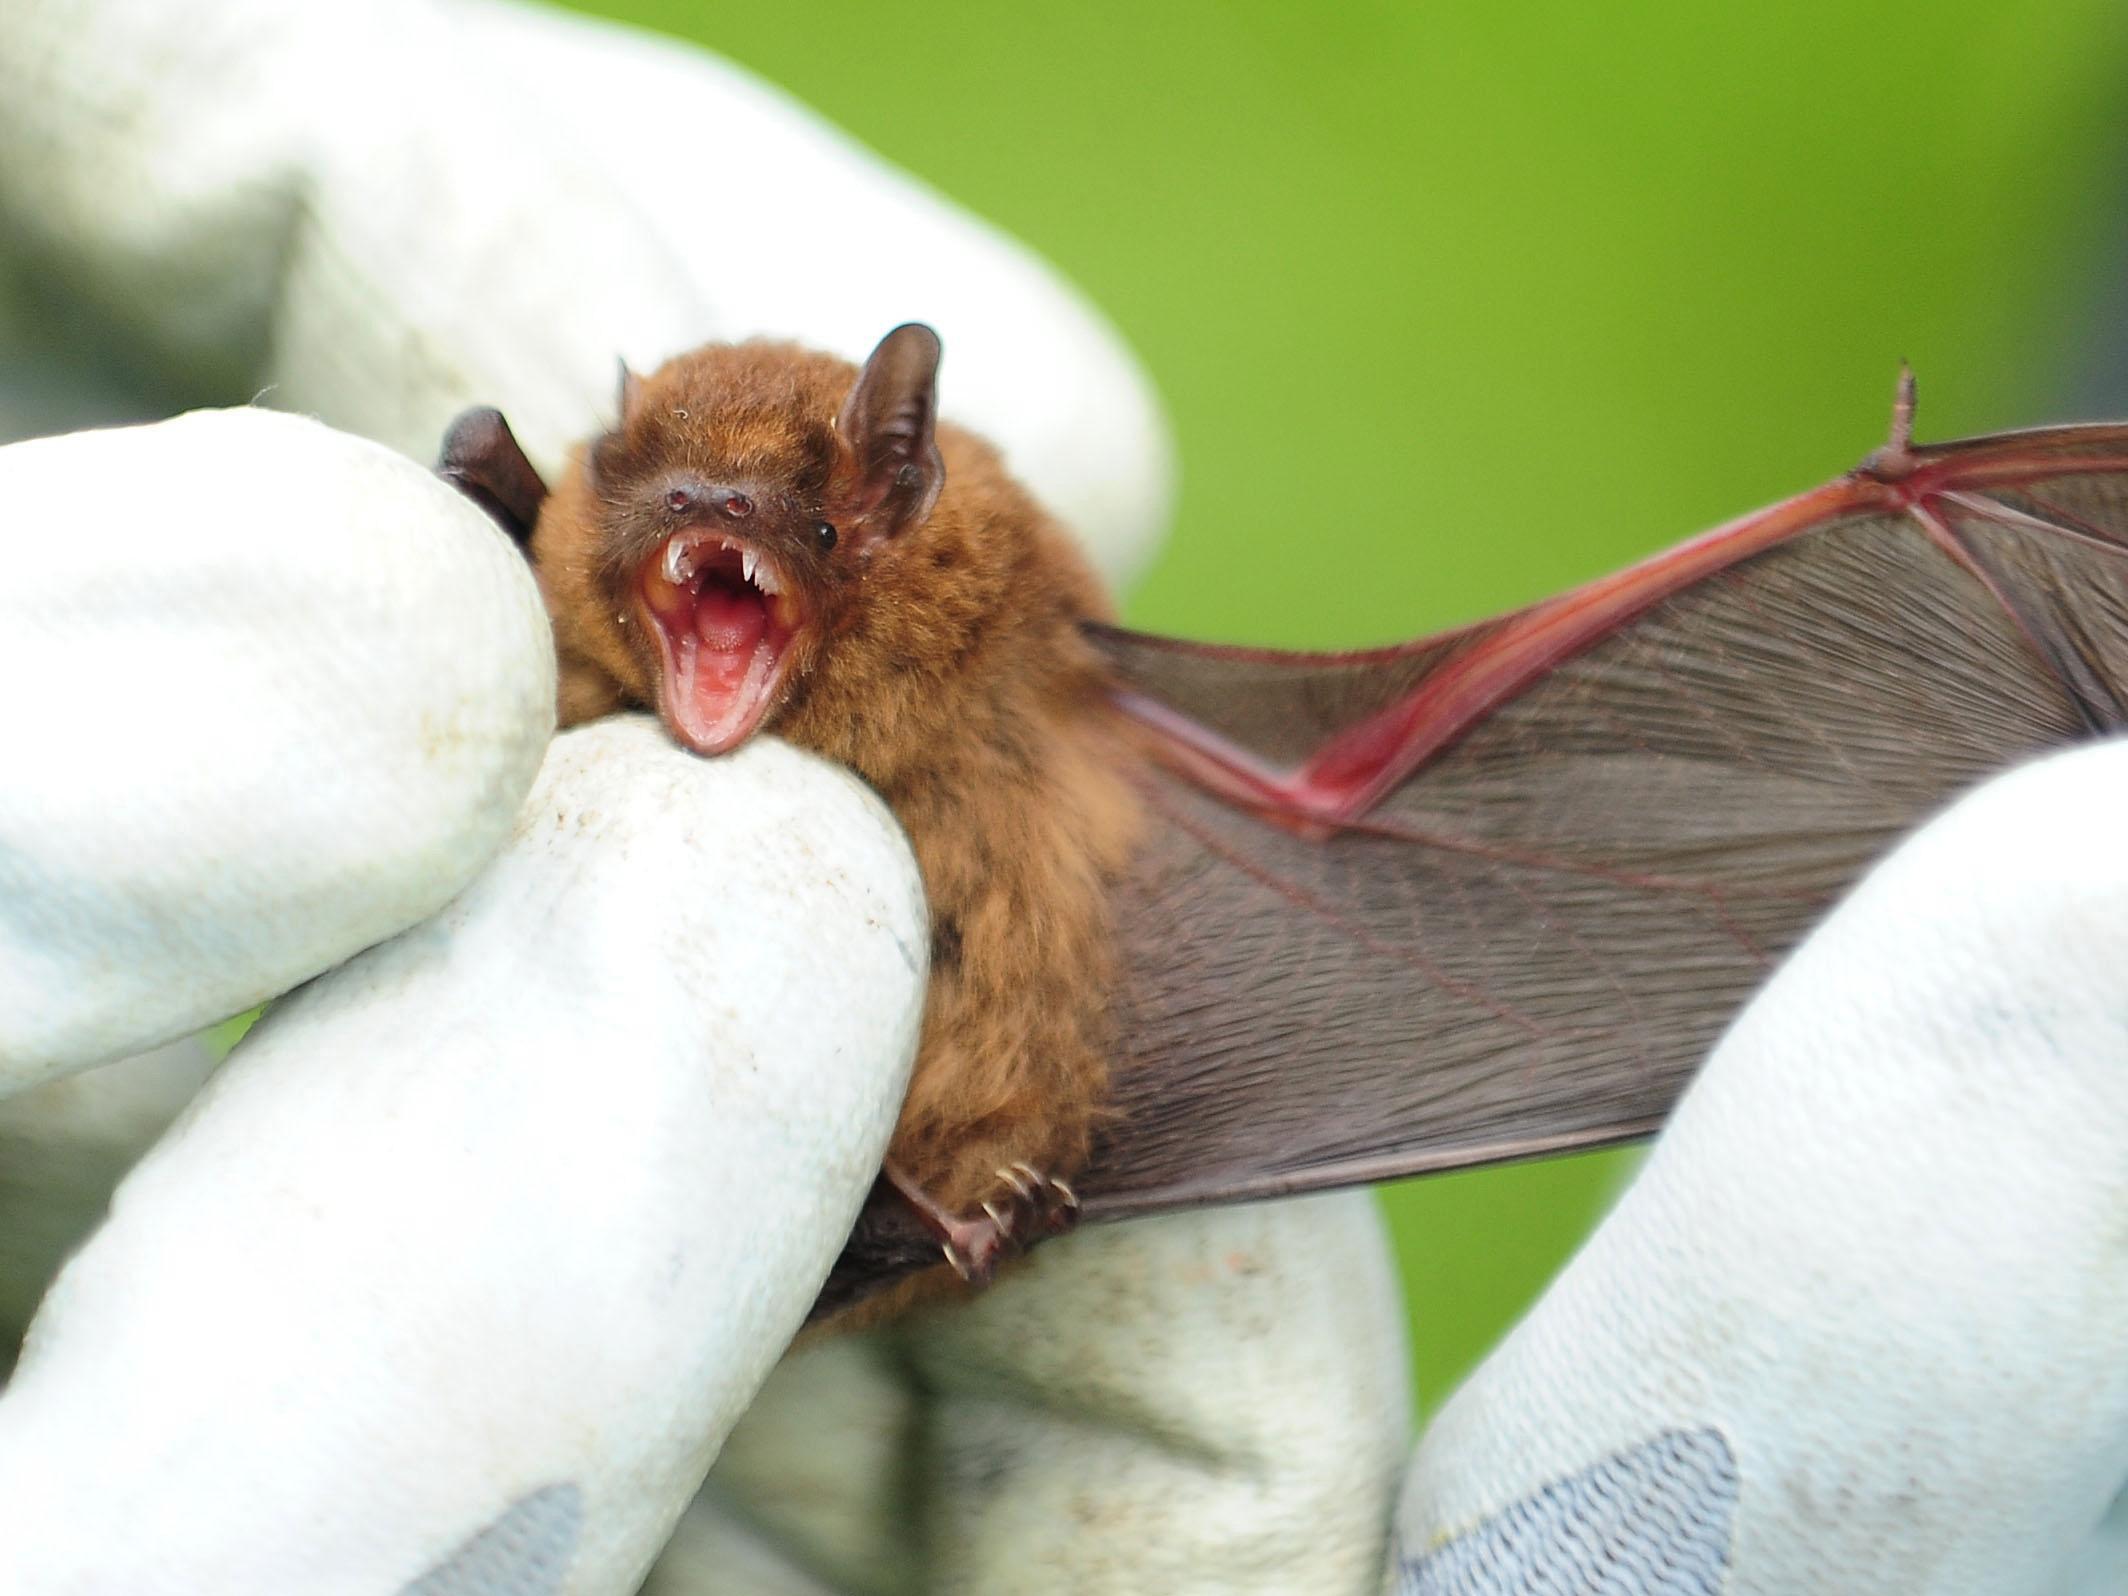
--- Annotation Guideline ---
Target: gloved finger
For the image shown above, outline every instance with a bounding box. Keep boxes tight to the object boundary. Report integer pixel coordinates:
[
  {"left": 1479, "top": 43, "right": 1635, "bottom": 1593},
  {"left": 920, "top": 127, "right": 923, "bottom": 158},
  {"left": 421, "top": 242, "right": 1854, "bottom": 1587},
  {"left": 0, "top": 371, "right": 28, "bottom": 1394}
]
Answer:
[
  {"left": 0, "top": 0, "right": 1172, "bottom": 586},
  {"left": 1390, "top": 739, "right": 2128, "bottom": 1596},
  {"left": 904, "top": 1196, "right": 1409, "bottom": 1596},
  {"left": 0, "top": 718, "right": 928, "bottom": 1595},
  {"left": 0, "top": 408, "right": 553, "bottom": 1087},
  {"left": 649, "top": 1499, "right": 849, "bottom": 1596},
  {"left": 657, "top": 1192, "right": 1411, "bottom": 1596},
  {"left": 646, "top": 1337, "right": 915, "bottom": 1596}
]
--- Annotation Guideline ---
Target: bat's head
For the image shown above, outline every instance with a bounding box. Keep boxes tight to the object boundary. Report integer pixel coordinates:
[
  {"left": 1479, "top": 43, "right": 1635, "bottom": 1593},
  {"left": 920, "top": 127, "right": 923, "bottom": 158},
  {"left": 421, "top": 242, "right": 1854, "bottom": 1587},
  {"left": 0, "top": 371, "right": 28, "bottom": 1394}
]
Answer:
[{"left": 534, "top": 324, "right": 948, "bottom": 757}]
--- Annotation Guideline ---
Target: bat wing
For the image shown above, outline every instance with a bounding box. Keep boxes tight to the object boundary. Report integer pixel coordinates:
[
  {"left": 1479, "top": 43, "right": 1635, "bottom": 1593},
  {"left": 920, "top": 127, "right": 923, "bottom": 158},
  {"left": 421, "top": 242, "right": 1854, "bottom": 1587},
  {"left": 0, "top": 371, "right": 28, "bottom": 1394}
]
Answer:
[
  {"left": 811, "top": 410, "right": 2128, "bottom": 1316},
  {"left": 1091, "top": 417, "right": 2128, "bottom": 1214}
]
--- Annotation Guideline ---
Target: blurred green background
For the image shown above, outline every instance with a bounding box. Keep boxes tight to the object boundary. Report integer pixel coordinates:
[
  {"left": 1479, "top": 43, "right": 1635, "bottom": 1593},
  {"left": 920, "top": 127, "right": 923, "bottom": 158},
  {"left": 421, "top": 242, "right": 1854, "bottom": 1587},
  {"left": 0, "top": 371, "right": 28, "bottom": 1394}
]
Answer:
[{"left": 567, "top": 0, "right": 2128, "bottom": 1416}]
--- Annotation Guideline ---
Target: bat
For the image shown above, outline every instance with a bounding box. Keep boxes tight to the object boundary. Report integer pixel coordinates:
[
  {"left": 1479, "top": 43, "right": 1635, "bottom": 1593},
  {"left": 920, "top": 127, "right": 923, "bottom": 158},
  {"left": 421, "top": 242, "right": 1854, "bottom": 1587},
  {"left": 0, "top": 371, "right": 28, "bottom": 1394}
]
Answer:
[
  {"left": 440, "top": 332, "right": 2128, "bottom": 1322},
  {"left": 447, "top": 328, "right": 1140, "bottom": 1326}
]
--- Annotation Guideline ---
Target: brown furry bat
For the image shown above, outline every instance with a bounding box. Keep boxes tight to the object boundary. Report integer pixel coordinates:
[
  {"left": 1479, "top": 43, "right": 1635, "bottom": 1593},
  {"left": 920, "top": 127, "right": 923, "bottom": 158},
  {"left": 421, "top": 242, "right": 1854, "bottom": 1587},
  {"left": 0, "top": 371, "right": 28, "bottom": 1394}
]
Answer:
[
  {"left": 443, "top": 334, "right": 2128, "bottom": 1321},
  {"left": 452, "top": 327, "right": 1139, "bottom": 1292}
]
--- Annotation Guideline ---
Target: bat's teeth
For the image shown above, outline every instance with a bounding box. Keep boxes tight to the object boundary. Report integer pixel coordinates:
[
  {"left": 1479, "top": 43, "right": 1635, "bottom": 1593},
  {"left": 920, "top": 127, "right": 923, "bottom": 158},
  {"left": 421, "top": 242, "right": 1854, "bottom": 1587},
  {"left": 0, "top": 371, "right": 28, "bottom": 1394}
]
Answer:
[
  {"left": 662, "top": 539, "right": 695, "bottom": 584},
  {"left": 754, "top": 559, "right": 782, "bottom": 596},
  {"left": 742, "top": 547, "right": 758, "bottom": 585}
]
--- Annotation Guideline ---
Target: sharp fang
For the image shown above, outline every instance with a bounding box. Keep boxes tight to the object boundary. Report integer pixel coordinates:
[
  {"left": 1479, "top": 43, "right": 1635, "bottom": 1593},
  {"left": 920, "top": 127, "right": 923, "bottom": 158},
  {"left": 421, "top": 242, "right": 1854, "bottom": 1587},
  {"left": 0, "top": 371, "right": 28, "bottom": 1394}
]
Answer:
[
  {"left": 742, "top": 548, "right": 758, "bottom": 585},
  {"left": 662, "top": 539, "right": 694, "bottom": 584}
]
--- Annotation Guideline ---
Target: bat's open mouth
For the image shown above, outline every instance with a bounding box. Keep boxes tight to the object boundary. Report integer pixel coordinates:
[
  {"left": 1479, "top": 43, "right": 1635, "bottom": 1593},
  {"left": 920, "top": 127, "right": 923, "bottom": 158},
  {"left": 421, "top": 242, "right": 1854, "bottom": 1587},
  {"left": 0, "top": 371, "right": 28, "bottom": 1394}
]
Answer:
[{"left": 639, "top": 531, "right": 802, "bottom": 754}]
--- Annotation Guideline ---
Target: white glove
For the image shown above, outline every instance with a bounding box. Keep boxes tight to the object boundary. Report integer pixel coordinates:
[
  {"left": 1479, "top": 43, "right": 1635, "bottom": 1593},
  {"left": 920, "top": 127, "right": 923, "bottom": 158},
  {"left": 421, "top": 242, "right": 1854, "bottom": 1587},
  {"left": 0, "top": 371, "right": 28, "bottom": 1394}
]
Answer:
[
  {"left": 0, "top": 407, "right": 930, "bottom": 1589},
  {"left": 1393, "top": 738, "right": 2128, "bottom": 1596},
  {"left": 0, "top": 2, "right": 1410, "bottom": 1591},
  {"left": 0, "top": 409, "right": 556, "bottom": 1080}
]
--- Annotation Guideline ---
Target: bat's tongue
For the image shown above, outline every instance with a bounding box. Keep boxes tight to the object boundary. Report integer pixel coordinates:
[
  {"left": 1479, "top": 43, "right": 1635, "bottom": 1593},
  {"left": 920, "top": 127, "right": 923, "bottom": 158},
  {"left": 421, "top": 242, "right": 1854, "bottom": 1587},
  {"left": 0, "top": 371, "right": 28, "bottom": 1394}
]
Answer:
[{"left": 693, "top": 585, "right": 769, "bottom": 657}]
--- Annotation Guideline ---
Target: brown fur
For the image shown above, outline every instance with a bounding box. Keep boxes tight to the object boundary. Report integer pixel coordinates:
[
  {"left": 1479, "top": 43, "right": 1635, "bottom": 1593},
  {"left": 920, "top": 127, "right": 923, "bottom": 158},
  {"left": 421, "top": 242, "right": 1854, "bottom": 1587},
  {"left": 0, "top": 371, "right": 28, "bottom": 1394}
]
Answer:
[{"left": 529, "top": 340, "right": 1144, "bottom": 1307}]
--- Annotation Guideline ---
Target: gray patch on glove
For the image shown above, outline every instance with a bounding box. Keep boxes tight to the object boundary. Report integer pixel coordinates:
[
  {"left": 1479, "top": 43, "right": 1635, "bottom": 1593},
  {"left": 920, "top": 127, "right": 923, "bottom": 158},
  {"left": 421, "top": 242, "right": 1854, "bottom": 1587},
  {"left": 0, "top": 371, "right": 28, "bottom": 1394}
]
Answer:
[
  {"left": 402, "top": 1482, "right": 582, "bottom": 1596},
  {"left": 1394, "top": 1428, "right": 1736, "bottom": 1594}
]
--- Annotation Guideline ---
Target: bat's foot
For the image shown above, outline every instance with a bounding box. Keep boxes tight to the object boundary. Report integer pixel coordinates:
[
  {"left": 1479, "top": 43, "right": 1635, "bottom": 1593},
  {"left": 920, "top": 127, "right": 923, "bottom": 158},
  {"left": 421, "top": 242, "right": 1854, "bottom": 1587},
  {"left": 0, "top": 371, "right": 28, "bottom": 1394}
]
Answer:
[
  {"left": 963, "top": 1161, "right": 1080, "bottom": 1282},
  {"left": 883, "top": 1160, "right": 1081, "bottom": 1286}
]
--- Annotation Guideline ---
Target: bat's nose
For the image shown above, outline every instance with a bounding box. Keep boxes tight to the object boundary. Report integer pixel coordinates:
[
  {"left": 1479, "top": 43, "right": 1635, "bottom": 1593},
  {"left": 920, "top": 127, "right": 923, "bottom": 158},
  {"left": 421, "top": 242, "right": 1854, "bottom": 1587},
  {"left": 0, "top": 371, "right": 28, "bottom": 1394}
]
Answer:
[{"left": 663, "top": 482, "right": 755, "bottom": 519}]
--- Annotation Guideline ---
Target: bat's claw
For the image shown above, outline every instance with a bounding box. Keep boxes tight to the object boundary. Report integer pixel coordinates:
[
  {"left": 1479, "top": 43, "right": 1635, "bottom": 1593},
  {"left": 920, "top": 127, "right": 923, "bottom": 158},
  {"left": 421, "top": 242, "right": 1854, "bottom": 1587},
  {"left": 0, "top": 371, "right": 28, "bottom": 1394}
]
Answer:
[
  {"left": 1006, "top": 1161, "right": 1081, "bottom": 1229},
  {"left": 884, "top": 1160, "right": 1083, "bottom": 1286},
  {"left": 953, "top": 1166, "right": 1081, "bottom": 1285},
  {"left": 939, "top": 1213, "right": 1009, "bottom": 1284},
  {"left": 943, "top": 1165, "right": 1083, "bottom": 1283},
  {"left": 1857, "top": 362, "right": 1920, "bottom": 483}
]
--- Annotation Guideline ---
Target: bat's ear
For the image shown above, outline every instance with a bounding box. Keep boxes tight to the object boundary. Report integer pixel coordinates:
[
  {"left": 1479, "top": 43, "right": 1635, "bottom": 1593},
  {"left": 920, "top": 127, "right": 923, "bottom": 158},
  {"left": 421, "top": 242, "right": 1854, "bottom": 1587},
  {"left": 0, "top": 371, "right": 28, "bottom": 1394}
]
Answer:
[
  {"left": 837, "top": 323, "right": 944, "bottom": 538},
  {"left": 437, "top": 407, "right": 549, "bottom": 549}
]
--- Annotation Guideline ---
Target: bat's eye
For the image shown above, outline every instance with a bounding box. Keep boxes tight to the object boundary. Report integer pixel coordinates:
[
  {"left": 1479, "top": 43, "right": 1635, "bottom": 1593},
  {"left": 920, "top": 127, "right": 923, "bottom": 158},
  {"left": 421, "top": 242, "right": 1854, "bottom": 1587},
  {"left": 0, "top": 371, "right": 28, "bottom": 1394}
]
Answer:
[{"left": 814, "top": 520, "right": 838, "bottom": 550}]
